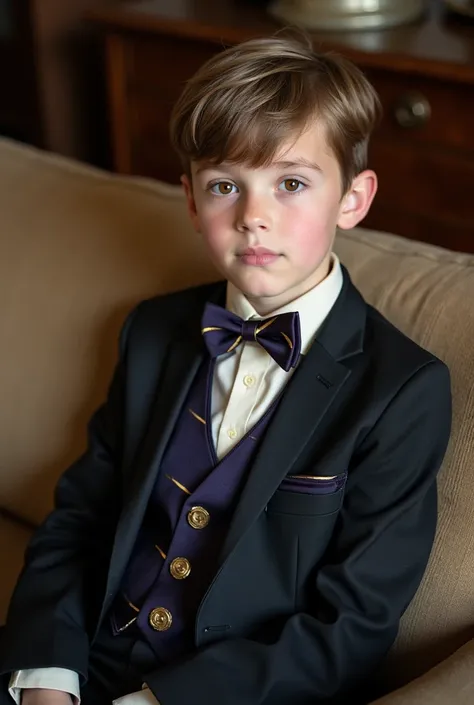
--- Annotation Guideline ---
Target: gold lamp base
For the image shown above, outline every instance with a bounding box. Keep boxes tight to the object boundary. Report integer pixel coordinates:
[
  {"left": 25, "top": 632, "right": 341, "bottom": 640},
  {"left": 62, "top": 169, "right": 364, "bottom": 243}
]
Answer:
[{"left": 269, "top": 0, "right": 426, "bottom": 31}]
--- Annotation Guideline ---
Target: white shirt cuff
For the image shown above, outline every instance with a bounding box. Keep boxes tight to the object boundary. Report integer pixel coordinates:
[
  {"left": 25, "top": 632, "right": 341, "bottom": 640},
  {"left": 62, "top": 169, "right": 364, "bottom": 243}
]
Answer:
[
  {"left": 9, "top": 668, "right": 80, "bottom": 704},
  {"left": 113, "top": 686, "right": 159, "bottom": 705}
]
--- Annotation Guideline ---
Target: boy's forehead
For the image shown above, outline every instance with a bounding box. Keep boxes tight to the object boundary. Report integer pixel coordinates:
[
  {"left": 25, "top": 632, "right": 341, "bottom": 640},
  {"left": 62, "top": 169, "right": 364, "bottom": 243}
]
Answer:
[
  {"left": 192, "top": 126, "right": 334, "bottom": 176},
  {"left": 194, "top": 157, "right": 322, "bottom": 174}
]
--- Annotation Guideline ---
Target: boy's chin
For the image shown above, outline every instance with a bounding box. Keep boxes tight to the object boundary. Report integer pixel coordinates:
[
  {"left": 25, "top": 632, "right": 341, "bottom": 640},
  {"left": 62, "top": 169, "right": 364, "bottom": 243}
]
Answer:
[{"left": 234, "top": 280, "right": 290, "bottom": 304}]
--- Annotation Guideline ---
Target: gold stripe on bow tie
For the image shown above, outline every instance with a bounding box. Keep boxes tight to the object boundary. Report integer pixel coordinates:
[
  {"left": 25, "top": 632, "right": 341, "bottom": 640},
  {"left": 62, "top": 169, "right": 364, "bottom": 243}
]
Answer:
[
  {"left": 155, "top": 544, "right": 167, "bottom": 559},
  {"left": 165, "top": 474, "right": 192, "bottom": 495},
  {"left": 189, "top": 408, "right": 206, "bottom": 425},
  {"left": 202, "top": 326, "right": 223, "bottom": 333},
  {"left": 254, "top": 317, "right": 278, "bottom": 339},
  {"left": 226, "top": 335, "right": 242, "bottom": 353},
  {"left": 281, "top": 332, "right": 293, "bottom": 349}
]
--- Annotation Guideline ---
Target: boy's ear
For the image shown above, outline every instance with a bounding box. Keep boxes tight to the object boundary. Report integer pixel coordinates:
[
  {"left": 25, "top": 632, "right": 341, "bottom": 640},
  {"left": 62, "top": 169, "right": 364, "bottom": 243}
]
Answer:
[
  {"left": 337, "top": 170, "right": 378, "bottom": 230},
  {"left": 181, "top": 174, "right": 201, "bottom": 232}
]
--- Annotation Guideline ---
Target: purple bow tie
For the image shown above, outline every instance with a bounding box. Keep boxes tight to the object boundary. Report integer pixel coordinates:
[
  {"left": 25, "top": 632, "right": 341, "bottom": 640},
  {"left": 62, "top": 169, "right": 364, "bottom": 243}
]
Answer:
[{"left": 201, "top": 302, "right": 301, "bottom": 372}]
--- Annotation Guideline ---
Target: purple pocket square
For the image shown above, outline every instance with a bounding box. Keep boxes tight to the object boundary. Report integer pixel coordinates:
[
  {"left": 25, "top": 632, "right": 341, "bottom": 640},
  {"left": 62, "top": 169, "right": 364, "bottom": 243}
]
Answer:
[{"left": 280, "top": 473, "right": 347, "bottom": 495}]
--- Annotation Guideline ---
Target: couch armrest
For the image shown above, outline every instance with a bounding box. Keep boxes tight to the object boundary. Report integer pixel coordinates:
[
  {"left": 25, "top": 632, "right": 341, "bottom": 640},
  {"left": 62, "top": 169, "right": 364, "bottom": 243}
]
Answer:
[{"left": 370, "top": 639, "right": 474, "bottom": 705}]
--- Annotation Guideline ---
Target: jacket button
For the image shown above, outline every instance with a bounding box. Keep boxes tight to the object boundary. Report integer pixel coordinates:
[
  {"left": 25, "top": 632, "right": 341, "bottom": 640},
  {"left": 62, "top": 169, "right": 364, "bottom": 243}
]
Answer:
[
  {"left": 170, "top": 557, "right": 191, "bottom": 580},
  {"left": 149, "top": 607, "right": 172, "bottom": 631},
  {"left": 187, "top": 506, "right": 210, "bottom": 529}
]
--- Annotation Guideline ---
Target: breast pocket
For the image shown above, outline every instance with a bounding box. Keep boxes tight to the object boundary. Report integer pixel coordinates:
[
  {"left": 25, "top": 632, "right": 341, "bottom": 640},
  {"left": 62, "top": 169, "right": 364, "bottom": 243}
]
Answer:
[{"left": 267, "top": 472, "right": 347, "bottom": 516}]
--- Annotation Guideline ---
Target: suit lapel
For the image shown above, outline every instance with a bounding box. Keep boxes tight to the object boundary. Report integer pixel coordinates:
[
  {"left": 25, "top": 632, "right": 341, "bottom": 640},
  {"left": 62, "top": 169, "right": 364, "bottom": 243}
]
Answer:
[{"left": 221, "top": 270, "right": 367, "bottom": 561}]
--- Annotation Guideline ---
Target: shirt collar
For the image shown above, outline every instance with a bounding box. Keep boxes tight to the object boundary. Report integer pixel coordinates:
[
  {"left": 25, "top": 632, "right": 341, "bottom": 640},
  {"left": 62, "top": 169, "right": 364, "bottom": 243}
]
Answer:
[{"left": 226, "top": 254, "right": 344, "bottom": 354}]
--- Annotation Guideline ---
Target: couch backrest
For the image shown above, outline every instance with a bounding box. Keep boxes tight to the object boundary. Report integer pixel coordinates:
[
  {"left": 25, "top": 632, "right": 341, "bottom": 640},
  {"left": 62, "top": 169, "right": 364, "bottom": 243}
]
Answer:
[{"left": 1, "top": 138, "right": 474, "bottom": 688}]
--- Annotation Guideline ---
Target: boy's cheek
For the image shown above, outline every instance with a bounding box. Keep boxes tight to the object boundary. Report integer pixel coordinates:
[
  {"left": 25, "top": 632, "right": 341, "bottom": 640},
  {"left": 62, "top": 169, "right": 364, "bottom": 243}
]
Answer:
[
  {"left": 200, "top": 212, "right": 232, "bottom": 243},
  {"left": 291, "top": 226, "right": 334, "bottom": 263},
  {"left": 200, "top": 228, "right": 230, "bottom": 261}
]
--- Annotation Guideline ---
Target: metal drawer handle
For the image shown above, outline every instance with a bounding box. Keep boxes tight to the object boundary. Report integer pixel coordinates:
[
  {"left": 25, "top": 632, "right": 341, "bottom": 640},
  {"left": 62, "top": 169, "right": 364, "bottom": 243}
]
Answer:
[{"left": 394, "top": 92, "right": 431, "bottom": 128}]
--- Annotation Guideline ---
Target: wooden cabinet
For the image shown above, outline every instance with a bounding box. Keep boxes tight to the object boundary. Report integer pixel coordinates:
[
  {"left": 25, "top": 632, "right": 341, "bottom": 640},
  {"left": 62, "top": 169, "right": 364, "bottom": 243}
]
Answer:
[
  {"left": 88, "top": 0, "right": 474, "bottom": 252},
  {"left": 0, "top": 0, "right": 122, "bottom": 163}
]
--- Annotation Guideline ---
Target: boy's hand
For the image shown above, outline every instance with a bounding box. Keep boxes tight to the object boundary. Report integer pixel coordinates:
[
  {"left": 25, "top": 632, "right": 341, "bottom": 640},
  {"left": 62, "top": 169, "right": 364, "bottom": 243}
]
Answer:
[{"left": 21, "top": 689, "right": 73, "bottom": 705}]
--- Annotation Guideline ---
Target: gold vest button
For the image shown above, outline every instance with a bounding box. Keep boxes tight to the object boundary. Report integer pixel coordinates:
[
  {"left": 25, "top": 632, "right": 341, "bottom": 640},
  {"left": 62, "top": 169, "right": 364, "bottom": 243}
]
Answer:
[
  {"left": 187, "top": 506, "right": 210, "bottom": 530},
  {"left": 170, "top": 557, "right": 191, "bottom": 580},
  {"left": 149, "top": 607, "right": 172, "bottom": 631}
]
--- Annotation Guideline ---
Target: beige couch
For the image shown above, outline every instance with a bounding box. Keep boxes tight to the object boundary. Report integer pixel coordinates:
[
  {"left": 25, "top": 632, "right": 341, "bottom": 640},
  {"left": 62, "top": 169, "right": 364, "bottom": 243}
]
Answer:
[{"left": 1, "top": 137, "right": 474, "bottom": 703}]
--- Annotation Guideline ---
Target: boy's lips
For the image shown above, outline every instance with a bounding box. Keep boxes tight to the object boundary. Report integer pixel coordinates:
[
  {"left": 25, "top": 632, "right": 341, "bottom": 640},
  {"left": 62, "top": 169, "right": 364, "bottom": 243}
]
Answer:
[{"left": 238, "top": 247, "right": 280, "bottom": 267}]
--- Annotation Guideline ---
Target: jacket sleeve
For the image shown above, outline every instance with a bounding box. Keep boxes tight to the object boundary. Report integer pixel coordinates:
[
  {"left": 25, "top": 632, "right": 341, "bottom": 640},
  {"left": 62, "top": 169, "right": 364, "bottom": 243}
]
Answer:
[
  {"left": 145, "top": 360, "right": 452, "bottom": 705},
  {"left": 0, "top": 307, "right": 137, "bottom": 681}
]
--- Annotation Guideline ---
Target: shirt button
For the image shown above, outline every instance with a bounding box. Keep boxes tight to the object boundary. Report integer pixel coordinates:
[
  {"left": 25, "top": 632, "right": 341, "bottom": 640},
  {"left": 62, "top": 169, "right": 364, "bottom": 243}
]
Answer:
[
  {"left": 149, "top": 607, "right": 172, "bottom": 631},
  {"left": 243, "top": 374, "right": 256, "bottom": 387},
  {"left": 228, "top": 428, "right": 238, "bottom": 440},
  {"left": 170, "top": 557, "right": 191, "bottom": 580},
  {"left": 188, "top": 506, "right": 210, "bottom": 529}
]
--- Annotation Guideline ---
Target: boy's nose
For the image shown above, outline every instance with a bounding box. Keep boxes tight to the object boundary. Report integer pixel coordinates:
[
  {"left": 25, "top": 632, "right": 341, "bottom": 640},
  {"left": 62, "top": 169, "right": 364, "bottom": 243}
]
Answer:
[{"left": 235, "top": 196, "right": 272, "bottom": 233}]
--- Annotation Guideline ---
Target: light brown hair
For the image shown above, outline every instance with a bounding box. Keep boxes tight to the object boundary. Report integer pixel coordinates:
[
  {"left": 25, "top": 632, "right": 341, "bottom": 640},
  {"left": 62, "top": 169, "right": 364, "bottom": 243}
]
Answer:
[{"left": 170, "top": 35, "right": 381, "bottom": 194}]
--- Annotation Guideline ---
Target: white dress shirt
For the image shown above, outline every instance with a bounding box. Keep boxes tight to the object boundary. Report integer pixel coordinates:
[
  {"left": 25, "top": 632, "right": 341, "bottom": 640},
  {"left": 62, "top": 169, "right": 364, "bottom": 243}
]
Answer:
[{"left": 9, "top": 255, "right": 343, "bottom": 705}]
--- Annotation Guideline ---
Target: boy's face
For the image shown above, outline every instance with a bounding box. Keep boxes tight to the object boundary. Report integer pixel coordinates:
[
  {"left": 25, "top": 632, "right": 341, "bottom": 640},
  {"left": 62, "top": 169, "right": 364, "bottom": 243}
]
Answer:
[{"left": 182, "top": 123, "right": 377, "bottom": 315}]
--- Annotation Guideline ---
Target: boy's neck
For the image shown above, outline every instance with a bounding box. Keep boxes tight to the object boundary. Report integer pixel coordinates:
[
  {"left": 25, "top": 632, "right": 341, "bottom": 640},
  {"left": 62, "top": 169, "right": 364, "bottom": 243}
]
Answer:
[{"left": 234, "top": 256, "right": 334, "bottom": 318}]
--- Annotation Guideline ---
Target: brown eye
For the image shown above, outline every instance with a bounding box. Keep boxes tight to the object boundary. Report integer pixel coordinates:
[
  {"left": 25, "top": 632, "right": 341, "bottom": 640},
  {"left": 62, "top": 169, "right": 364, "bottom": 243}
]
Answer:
[
  {"left": 211, "top": 182, "right": 235, "bottom": 195},
  {"left": 282, "top": 179, "right": 302, "bottom": 193}
]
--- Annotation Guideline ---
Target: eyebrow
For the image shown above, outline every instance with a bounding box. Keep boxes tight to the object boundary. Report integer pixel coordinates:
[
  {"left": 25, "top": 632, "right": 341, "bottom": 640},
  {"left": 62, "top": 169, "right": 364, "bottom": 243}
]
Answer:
[
  {"left": 273, "top": 159, "right": 322, "bottom": 172},
  {"left": 195, "top": 158, "right": 322, "bottom": 175}
]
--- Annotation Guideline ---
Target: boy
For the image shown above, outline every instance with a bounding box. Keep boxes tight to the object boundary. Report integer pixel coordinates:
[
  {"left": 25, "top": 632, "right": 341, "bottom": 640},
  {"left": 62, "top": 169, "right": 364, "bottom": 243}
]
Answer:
[{"left": 0, "top": 36, "right": 451, "bottom": 705}]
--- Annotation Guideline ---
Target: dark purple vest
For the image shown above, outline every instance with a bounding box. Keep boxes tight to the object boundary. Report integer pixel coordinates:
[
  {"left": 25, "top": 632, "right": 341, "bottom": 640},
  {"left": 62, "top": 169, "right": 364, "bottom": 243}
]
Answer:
[{"left": 111, "top": 357, "right": 279, "bottom": 662}]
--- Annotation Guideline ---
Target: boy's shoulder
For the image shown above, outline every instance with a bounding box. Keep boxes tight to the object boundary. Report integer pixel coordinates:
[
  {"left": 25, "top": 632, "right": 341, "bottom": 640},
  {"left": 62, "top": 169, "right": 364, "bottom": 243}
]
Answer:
[
  {"left": 327, "top": 267, "right": 446, "bottom": 375},
  {"left": 333, "top": 268, "right": 447, "bottom": 380},
  {"left": 364, "top": 297, "right": 446, "bottom": 374}
]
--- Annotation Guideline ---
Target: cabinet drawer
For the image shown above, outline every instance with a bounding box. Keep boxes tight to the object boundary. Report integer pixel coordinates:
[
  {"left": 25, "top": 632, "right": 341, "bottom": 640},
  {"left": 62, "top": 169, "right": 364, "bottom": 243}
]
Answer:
[{"left": 369, "top": 68, "right": 474, "bottom": 153}]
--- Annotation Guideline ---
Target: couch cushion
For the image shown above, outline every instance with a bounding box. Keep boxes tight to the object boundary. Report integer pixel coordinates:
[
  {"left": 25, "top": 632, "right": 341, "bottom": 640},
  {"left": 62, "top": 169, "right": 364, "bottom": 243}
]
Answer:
[
  {"left": 334, "top": 229, "right": 474, "bottom": 689},
  {"left": 0, "top": 514, "right": 33, "bottom": 624}
]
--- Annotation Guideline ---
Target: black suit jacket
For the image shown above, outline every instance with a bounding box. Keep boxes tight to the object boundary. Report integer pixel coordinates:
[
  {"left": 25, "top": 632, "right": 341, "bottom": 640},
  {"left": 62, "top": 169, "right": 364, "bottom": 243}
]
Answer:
[{"left": 0, "top": 268, "right": 452, "bottom": 704}]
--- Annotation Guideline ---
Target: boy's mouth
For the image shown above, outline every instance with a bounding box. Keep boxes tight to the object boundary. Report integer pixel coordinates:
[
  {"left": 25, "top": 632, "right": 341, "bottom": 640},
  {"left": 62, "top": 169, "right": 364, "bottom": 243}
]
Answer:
[{"left": 238, "top": 247, "right": 280, "bottom": 267}]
